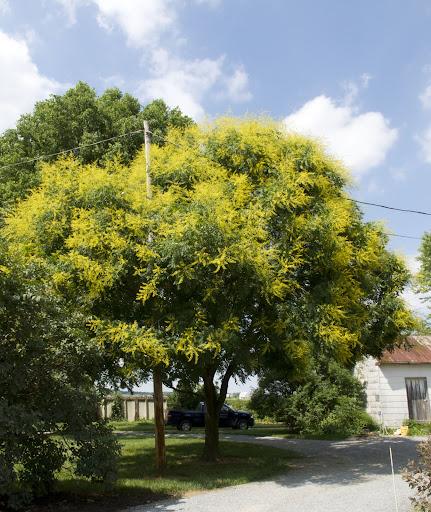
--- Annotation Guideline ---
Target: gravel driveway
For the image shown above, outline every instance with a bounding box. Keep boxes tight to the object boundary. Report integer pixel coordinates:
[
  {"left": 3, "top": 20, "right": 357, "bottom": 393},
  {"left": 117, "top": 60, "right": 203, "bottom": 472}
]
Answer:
[{"left": 122, "top": 434, "right": 423, "bottom": 512}]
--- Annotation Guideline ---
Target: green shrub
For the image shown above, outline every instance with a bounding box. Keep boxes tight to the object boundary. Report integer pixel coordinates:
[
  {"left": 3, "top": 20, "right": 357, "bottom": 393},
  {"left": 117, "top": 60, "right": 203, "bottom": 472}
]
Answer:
[
  {"left": 250, "top": 360, "right": 371, "bottom": 437},
  {"left": 225, "top": 398, "right": 250, "bottom": 411},
  {"left": 110, "top": 394, "right": 125, "bottom": 421},
  {"left": 0, "top": 258, "right": 120, "bottom": 510},
  {"left": 403, "top": 420, "right": 431, "bottom": 436},
  {"left": 404, "top": 437, "right": 431, "bottom": 510},
  {"left": 71, "top": 422, "right": 121, "bottom": 484}
]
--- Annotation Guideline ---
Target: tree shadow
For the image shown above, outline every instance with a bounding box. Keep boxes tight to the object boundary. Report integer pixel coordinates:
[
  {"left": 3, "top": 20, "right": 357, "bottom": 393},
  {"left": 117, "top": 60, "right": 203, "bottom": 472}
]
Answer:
[
  {"left": 226, "top": 435, "right": 422, "bottom": 488},
  {"left": 118, "top": 436, "right": 423, "bottom": 512},
  {"left": 117, "top": 436, "right": 295, "bottom": 489}
]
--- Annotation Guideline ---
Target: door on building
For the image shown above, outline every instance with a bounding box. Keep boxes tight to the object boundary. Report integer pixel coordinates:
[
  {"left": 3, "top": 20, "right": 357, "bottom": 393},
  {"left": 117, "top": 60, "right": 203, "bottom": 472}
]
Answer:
[{"left": 405, "top": 377, "right": 431, "bottom": 421}]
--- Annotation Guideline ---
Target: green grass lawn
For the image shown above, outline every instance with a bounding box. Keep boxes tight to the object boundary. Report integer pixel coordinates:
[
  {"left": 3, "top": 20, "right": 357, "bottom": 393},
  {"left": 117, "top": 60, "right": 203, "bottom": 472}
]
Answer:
[{"left": 46, "top": 436, "right": 295, "bottom": 512}]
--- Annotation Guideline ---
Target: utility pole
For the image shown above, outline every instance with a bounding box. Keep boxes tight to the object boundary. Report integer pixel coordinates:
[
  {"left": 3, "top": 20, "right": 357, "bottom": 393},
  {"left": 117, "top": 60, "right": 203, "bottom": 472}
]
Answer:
[{"left": 144, "top": 120, "right": 167, "bottom": 473}]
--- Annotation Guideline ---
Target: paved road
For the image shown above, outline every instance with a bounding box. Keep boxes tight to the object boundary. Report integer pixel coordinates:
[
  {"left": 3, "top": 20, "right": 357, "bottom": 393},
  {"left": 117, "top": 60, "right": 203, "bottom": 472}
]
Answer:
[{"left": 122, "top": 435, "right": 424, "bottom": 512}]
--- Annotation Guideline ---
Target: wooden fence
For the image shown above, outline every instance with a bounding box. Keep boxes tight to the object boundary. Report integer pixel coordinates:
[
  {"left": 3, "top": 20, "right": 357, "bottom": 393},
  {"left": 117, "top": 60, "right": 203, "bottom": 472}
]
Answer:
[{"left": 101, "top": 395, "right": 168, "bottom": 422}]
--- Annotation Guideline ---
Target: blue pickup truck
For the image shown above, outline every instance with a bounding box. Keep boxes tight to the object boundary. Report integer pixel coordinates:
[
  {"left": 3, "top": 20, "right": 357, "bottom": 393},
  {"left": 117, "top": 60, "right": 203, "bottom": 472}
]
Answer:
[{"left": 165, "top": 402, "right": 254, "bottom": 431}]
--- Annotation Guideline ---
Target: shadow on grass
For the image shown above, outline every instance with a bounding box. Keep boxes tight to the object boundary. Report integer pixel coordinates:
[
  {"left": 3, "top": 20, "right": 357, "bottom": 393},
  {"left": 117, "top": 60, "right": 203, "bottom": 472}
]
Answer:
[
  {"left": 116, "top": 437, "right": 296, "bottom": 491},
  {"left": 49, "top": 437, "right": 295, "bottom": 512}
]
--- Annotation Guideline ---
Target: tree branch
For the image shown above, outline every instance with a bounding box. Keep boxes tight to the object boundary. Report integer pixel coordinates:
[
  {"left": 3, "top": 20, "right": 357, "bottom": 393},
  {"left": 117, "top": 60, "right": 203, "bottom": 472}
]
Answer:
[
  {"left": 163, "top": 381, "right": 201, "bottom": 397},
  {"left": 217, "top": 361, "right": 236, "bottom": 408}
]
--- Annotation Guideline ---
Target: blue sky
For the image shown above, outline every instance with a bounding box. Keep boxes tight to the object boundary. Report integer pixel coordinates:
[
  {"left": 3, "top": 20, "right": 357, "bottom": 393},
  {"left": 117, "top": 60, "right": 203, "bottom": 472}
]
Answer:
[{"left": 1, "top": 0, "right": 431, "bottom": 390}]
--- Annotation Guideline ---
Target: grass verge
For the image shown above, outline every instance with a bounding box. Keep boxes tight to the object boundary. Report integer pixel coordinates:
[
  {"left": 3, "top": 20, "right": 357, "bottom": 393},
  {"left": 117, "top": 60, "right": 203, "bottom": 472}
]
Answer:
[
  {"left": 405, "top": 420, "right": 431, "bottom": 436},
  {"left": 110, "top": 421, "right": 353, "bottom": 440},
  {"left": 110, "top": 420, "right": 292, "bottom": 437},
  {"left": 31, "top": 437, "right": 295, "bottom": 512}
]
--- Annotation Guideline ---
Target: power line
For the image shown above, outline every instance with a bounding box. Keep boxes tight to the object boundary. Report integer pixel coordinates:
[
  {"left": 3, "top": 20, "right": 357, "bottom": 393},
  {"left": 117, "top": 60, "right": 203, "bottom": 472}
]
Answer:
[
  {"left": 150, "top": 132, "right": 427, "bottom": 241},
  {"left": 348, "top": 198, "right": 431, "bottom": 217},
  {"left": 154, "top": 131, "right": 431, "bottom": 219},
  {"left": 386, "top": 233, "right": 422, "bottom": 240},
  {"left": 3, "top": 128, "right": 430, "bottom": 221},
  {"left": 0, "top": 129, "right": 145, "bottom": 172},
  {"left": 0, "top": 128, "right": 426, "bottom": 241}
]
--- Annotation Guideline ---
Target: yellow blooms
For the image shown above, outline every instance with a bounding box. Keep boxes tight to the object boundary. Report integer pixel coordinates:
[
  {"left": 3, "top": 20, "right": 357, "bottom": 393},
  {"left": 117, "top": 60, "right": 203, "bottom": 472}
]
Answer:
[
  {"left": 209, "top": 248, "right": 236, "bottom": 273},
  {"left": 89, "top": 319, "right": 169, "bottom": 366},
  {"left": 3, "top": 117, "right": 414, "bottom": 373}
]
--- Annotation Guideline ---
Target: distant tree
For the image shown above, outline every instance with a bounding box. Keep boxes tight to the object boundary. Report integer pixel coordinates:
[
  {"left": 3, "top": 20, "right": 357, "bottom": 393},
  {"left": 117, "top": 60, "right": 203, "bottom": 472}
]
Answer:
[
  {"left": 0, "top": 82, "right": 193, "bottom": 210},
  {"left": 417, "top": 235, "right": 431, "bottom": 318},
  {"left": 0, "top": 249, "right": 120, "bottom": 509},
  {"left": 166, "top": 381, "right": 205, "bottom": 411},
  {"left": 5, "top": 119, "right": 414, "bottom": 463}
]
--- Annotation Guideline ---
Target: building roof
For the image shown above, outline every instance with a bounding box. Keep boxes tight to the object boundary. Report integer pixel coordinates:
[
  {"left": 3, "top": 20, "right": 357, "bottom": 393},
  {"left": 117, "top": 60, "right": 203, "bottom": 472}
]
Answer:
[{"left": 379, "top": 336, "right": 431, "bottom": 364}]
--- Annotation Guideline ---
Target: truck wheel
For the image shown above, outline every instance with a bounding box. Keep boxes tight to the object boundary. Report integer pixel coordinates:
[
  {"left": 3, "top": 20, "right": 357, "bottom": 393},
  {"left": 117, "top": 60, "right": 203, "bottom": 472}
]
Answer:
[
  {"left": 179, "top": 420, "right": 192, "bottom": 432},
  {"left": 238, "top": 420, "right": 248, "bottom": 430}
]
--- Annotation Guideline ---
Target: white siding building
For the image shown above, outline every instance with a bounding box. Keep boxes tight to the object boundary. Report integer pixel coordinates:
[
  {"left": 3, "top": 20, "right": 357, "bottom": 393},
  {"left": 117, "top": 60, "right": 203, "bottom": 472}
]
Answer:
[{"left": 355, "top": 336, "right": 431, "bottom": 427}]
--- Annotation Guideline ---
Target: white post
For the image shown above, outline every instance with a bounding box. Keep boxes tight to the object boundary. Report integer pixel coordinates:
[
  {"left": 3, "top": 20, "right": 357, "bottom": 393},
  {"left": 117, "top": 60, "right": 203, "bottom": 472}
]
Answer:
[{"left": 389, "top": 446, "right": 399, "bottom": 512}]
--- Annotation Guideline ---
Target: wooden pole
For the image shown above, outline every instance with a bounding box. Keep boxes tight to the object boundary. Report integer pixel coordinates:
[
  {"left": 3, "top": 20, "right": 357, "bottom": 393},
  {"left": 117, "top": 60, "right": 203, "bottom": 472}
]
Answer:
[
  {"left": 144, "top": 120, "right": 167, "bottom": 473},
  {"left": 153, "top": 366, "right": 166, "bottom": 472},
  {"left": 144, "top": 121, "right": 152, "bottom": 201}
]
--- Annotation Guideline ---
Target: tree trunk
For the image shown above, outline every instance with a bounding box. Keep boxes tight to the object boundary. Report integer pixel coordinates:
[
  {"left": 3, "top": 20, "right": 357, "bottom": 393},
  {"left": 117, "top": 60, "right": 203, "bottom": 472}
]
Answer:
[
  {"left": 202, "top": 364, "right": 235, "bottom": 462},
  {"left": 202, "top": 371, "right": 220, "bottom": 462},
  {"left": 153, "top": 366, "right": 166, "bottom": 474}
]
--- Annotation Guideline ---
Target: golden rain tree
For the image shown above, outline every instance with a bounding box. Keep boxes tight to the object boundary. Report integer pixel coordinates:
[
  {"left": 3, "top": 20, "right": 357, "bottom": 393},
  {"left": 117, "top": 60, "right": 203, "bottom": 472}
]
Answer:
[{"left": 5, "top": 119, "right": 414, "bottom": 461}]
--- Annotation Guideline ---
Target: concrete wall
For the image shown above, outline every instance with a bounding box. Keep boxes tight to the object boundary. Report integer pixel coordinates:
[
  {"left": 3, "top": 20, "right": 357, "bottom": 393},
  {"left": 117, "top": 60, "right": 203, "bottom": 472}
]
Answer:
[
  {"left": 100, "top": 395, "right": 168, "bottom": 422},
  {"left": 356, "top": 358, "right": 431, "bottom": 427}
]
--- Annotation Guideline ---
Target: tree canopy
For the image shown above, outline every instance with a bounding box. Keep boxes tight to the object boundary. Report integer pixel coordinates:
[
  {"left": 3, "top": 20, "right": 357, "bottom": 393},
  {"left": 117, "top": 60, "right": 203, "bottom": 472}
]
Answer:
[
  {"left": 5, "top": 118, "right": 414, "bottom": 460},
  {"left": 0, "top": 81, "right": 193, "bottom": 210}
]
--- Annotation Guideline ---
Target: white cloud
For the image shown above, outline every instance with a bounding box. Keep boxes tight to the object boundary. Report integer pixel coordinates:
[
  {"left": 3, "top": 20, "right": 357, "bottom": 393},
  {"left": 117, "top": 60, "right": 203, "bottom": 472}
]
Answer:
[
  {"left": 402, "top": 287, "right": 428, "bottom": 317},
  {"left": 137, "top": 49, "right": 224, "bottom": 120},
  {"left": 405, "top": 254, "right": 421, "bottom": 276},
  {"left": 401, "top": 254, "right": 428, "bottom": 318},
  {"left": 366, "top": 178, "right": 384, "bottom": 195},
  {"left": 100, "top": 74, "right": 126, "bottom": 89},
  {"left": 284, "top": 95, "right": 398, "bottom": 176},
  {"left": 194, "top": 0, "right": 222, "bottom": 6},
  {"left": 92, "top": 0, "right": 175, "bottom": 48},
  {"left": 0, "top": 0, "right": 10, "bottom": 15},
  {"left": 390, "top": 167, "right": 407, "bottom": 182},
  {"left": 360, "top": 73, "right": 372, "bottom": 88},
  {"left": 137, "top": 49, "right": 252, "bottom": 120},
  {"left": 341, "top": 73, "right": 371, "bottom": 107},
  {"left": 54, "top": 0, "right": 176, "bottom": 45},
  {"left": 53, "top": 0, "right": 82, "bottom": 24},
  {"left": 0, "top": 31, "right": 64, "bottom": 132},
  {"left": 55, "top": 0, "right": 251, "bottom": 117},
  {"left": 417, "top": 80, "right": 431, "bottom": 162},
  {"left": 223, "top": 66, "right": 252, "bottom": 103},
  {"left": 342, "top": 81, "right": 359, "bottom": 107},
  {"left": 418, "top": 125, "right": 431, "bottom": 164},
  {"left": 420, "top": 84, "right": 431, "bottom": 109}
]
